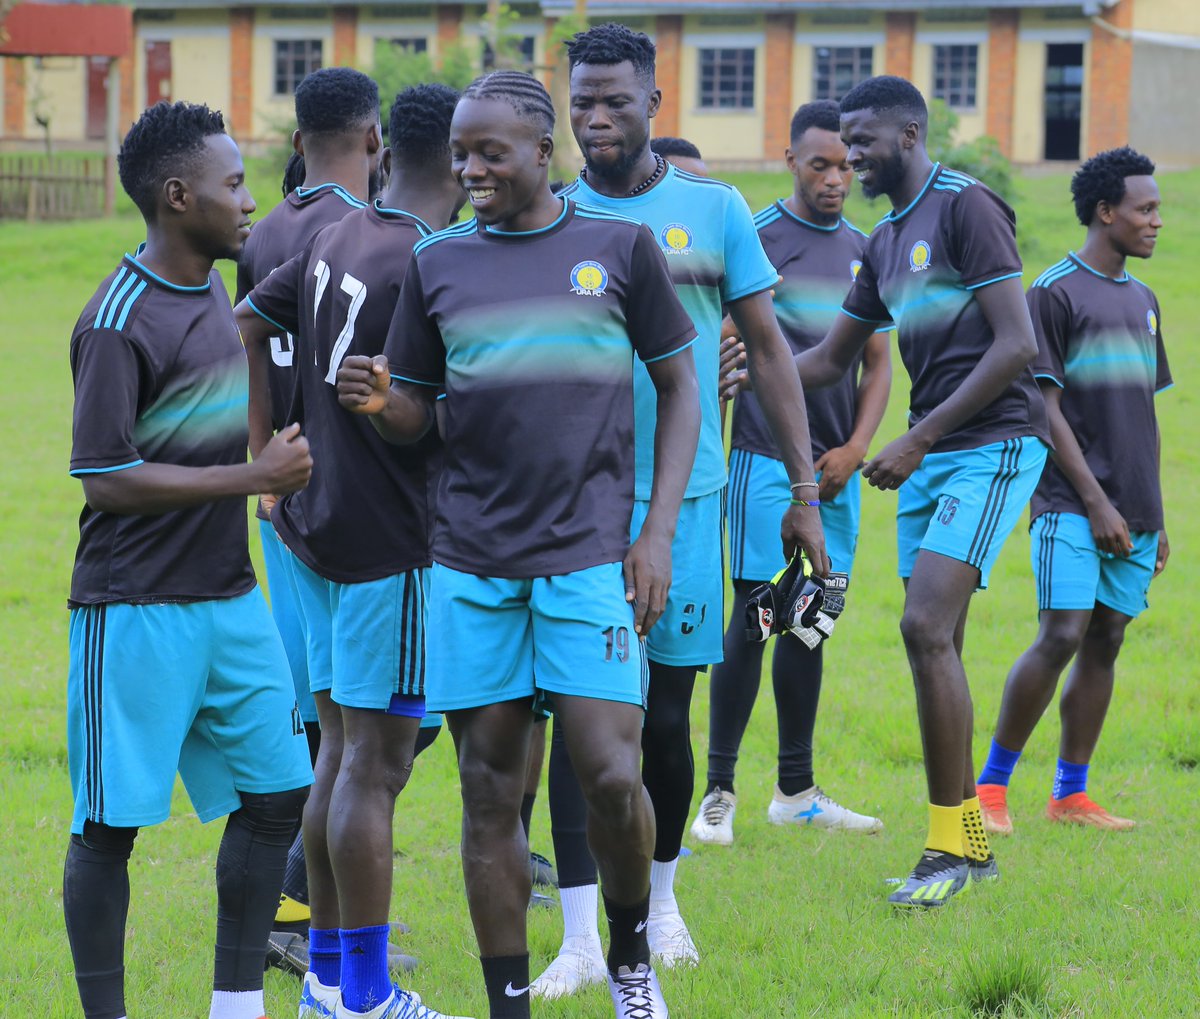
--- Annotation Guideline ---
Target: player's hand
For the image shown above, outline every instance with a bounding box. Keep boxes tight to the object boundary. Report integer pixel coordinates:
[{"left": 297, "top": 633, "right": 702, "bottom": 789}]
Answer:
[
  {"left": 258, "top": 493, "right": 279, "bottom": 516},
  {"left": 1086, "top": 499, "right": 1133, "bottom": 558},
  {"left": 862, "top": 432, "right": 930, "bottom": 491},
  {"left": 623, "top": 526, "right": 672, "bottom": 635},
  {"left": 337, "top": 354, "right": 390, "bottom": 415},
  {"left": 781, "top": 503, "right": 829, "bottom": 578},
  {"left": 253, "top": 422, "right": 312, "bottom": 494},
  {"left": 1154, "top": 529, "right": 1170, "bottom": 577},
  {"left": 814, "top": 443, "right": 863, "bottom": 502},
  {"left": 718, "top": 336, "right": 749, "bottom": 403}
]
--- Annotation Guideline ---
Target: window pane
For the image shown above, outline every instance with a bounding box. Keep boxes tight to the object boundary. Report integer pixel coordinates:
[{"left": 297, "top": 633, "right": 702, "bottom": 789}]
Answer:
[{"left": 698, "top": 47, "right": 756, "bottom": 109}]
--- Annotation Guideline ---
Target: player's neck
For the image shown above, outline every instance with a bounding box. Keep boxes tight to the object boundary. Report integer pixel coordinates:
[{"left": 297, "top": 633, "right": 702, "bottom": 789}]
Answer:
[
  {"left": 492, "top": 189, "right": 564, "bottom": 234},
  {"left": 784, "top": 194, "right": 839, "bottom": 228},
  {"left": 1075, "top": 235, "right": 1128, "bottom": 280},
  {"left": 300, "top": 155, "right": 369, "bottom": 203},
  {"left": 137, "top": 231, "right": 215, "bottom": 288},
  {"left": 380, "top": 171, "right": 461, "bottom": 232},
  {"left": 582, "top": 147, "right": 661, "bottom": 199},
  {"left": 887, "top": 153, "right": 936, "bottom": 214}
]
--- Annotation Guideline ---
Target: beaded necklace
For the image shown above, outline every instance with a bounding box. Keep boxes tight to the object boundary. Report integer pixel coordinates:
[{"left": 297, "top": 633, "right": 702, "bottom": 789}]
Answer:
[{"left": 582, "top": 153, "right": 666, "bottom": 198}]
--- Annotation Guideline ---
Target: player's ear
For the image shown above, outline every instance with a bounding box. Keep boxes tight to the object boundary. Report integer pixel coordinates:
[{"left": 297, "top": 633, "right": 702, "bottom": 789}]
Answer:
[
  {"left": 900, "top": 119, "right": 921, "bottom": 150},
  {"left": 538, "top": 132, "right": 554, "bottom": 165},
  {"left": 647, "top": 87, "right": 662, "bottom": 120},
  {"left": 381, "top": 147, "right": 393, "bottom": 179},
  {"left": 292, "top": 129, "right": 304, "bottom": 157},
  {"left": 162, "top": 175, "right": 188, "bottom": 214},
  {"left": 1094, "top": 199, "right": 1115, "bottom": 226},
  {"left": 366, "top": 121, "right": 383, "bottom": 155},
  {"left": 784, "top": 146, "right": 797, "bottom": 174}
]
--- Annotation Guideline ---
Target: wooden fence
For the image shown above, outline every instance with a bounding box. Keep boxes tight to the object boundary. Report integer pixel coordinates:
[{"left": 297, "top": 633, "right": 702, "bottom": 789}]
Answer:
[{"left": 0, "top": 155, "right": 106, "bottom": 221}]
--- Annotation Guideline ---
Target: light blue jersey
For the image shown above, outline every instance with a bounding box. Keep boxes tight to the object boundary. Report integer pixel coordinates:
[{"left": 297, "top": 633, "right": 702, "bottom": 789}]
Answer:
[{"left": 564, "top": 165, "right": 778, "bottom": 499}]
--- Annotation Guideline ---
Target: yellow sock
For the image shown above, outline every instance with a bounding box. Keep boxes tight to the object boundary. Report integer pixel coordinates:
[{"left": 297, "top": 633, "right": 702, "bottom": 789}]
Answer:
[
  {"left": 961, "top": 795, "right": 992, "bottom": 861},
  {"left": 275, "top": 894, "right": 311, "bottom": 925},
  {"left": 926, "top": 803, "right": 964, "bottom": 856}
]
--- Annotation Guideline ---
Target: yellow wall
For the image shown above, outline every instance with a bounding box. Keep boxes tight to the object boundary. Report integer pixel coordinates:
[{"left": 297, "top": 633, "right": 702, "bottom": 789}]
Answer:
[
  {"left": 1133, "top": 0, "right": 1200, "bottom": 36},
  {"left": 677, "top": 18, "right": 765, "bottom": 161},
  {"left": 790, "top": 17, "right": 886, "bottom": 113},
  {"left": 1011, "top": 38, "right": 1045, "bottom": 164},
  {"left": 26, "top": 56, "right": 86, "bottom": 140},
  {"left": 136, "top": 26, "right": 231, "bottom": 114},
  {"left": 253, "top": 13, "right": 333, "bottom": 138},
  {"left": 913, "top": 20, "right": 989, "bottom": 143}
]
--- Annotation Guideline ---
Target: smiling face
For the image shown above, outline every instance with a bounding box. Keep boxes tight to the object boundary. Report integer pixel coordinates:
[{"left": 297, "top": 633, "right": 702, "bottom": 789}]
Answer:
[
  {"left": 787, "top": 126, "right": 851, "bottom": 223},
  {"left": 183, "top": 133, "right": 256, "bottom": 261},
  {"left": 450, "top": 96, "right": 552, "bottom": 229},
  {"left": 839, "top": 108, "right": 909, "bottom": 201},
  {"left": 1098, "top": 174, "right": 1162, "bottom": 260},
  {"left": 569, "top": 60, "right": 661, "bottom": 181}
]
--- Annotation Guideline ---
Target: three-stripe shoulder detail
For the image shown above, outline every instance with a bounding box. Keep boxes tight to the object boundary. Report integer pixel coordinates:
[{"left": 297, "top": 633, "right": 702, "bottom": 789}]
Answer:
[
  {"left": 753, "top": 205, "right": 782, "bottom": 229},
  {"left": 573, "top": 203, "right": 644, "bottom": 229},
  {"left": 413, "top": 220, "right": 476, "bottom": 256},
  {"left": 93, "top": 268, "right": 148, "bottom": 330},
  {"left": 1031, "top": 259, "right": 1076, "bottom": 289}
]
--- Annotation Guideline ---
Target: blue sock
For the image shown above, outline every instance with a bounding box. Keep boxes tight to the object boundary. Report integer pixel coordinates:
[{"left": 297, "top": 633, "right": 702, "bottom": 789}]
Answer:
[
  {"left": 340, "top": 924, "right": 392, "bottom": 1014},
  {"left": 1053, "top": 758, "right": 1089, "bottom": 800},
  {"left": 978, "top": 739, "right": 1022, "bottom": 787},
  {"left": 309, "top": 927, "right": 341, "bottom": 988}
]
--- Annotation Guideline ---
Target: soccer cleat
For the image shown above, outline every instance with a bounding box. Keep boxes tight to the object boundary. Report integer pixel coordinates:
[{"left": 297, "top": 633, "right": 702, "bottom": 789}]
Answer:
[
  {"left": 887, "top": 850, "right": 971, "bottom": 908},
  {"left": 299, "top": 972, "right": 337, "bottom": 1018},
  {"left": 530, "top": 850, "right": 558, "bottom": 887},
  {"left": 529, "top": 935, "right": 607, "bottom": 999},
  {"left": 267, "top": 930, "right": 311, "bottom": 977},
  {"left": 967, "top": 853, "right": 1000, "bottom": 883},
  {"left": 646, "top": 901, "right": 699, "bottom": 969},
  {"left": 528, "top": 890, "right": 558, "bottom": 910},
  {"left": 608, "top": 963, "right": 669, "bottom": 1018},
  {"left": 976, "top": 783, "right": 1014, "bottom": 835},
  {"left": 333, "top": 986, "right": 473, "bottom": 1019},
  {"left": 689, "top": 788, "right": 736, "bottom": 845},
  {"left": 1046, "top": 792, "right": 1135, "bottom": 830},
  {"left": 767, "top": 784, "right": 883, "bottom": 833}
]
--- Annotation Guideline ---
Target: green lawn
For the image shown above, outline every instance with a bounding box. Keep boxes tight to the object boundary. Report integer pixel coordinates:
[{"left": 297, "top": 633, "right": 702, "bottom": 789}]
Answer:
[{"left": 2, "top": 161, "right": 1197, "bottom": 1018}]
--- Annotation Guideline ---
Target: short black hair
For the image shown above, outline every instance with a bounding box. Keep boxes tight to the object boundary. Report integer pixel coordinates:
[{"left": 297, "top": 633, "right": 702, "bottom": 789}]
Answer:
[
  {"left": 118, "top": 100, "right": 227, "bottom": 219},
  {"left": 650, "top": 136, "right": 702, "bottom": 159},
  {"left": 281, "top": 151, "right": 305, "bottom": 196},
  {"left": 839, "top": 75, "right": 928, "bottom": 130},
  {"left": 566, "top": 22, "right": 656, "bottom": 87},
  {"left": 294, "top": 67, "right": 379, "bottom": 137},
  {"left": 790, "top": 100, "right": 841, "bottom": 143},
  {"left": 1071, "top": 146, "right": 1156, "bottom": 226},
  {"left": 460, "top": 71, "right": 556, "bottom": 135},
  {"left": 389, "top": 83, "right": 459, "bottom": 167}
]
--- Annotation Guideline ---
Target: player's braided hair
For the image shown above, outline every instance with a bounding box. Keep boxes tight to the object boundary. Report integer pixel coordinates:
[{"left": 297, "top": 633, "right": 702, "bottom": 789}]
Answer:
[
  {"left": 789, "top": 100, "right": 840, "bottom": 142},
  {"left": 650, "top": 136, "right": 702, "bottom": 159},
  {"left": 839, "top": 75, "right": 927, "bottom": 129},
  {"left": 1070, "top": 146, "right": 1156, "bottom": 226},
  {"left": 294, "top": 67, "right": 379, "bottom": 137},
  {"left": 460, "top": 71, "right": 556, "bottom": 135},
  {"left": 281, "top": 151, "right": 305, "bottom": 196},
  {"left": 565, "top": 21, "right": 657, "bottom": 87},
  {"left": 389, "top": 83, "right": 459, "bottom": 166},
  {"left": 118, "top": 100, "right": 226, "bottom": 220}
]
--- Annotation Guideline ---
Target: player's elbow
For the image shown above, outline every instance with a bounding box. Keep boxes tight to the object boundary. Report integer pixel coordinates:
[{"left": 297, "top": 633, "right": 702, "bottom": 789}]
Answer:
[{"left": 81, "top": 475, "right": 136, "bottom": 515}]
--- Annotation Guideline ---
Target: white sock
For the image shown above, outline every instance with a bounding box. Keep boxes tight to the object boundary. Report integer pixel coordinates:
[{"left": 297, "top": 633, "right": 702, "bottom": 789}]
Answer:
[
  {"left": 209, "top": 988, "right": 265, "bottom": 1019},
  {"left": 649, "top": 857, "right": 679, "bottom": 910},
  {"left": 560, "top": 883, "right": 600, "bottom": 946}
]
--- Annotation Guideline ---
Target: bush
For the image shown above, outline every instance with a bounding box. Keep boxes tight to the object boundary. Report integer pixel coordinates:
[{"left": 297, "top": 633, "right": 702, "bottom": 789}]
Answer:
[{"left": 927, "top": 98, "right": 1016, "bottom": 202}]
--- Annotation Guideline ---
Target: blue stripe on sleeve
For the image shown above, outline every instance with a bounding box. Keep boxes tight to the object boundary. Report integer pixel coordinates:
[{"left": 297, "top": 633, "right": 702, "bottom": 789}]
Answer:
[
  {"left": 245, "top": 295, "right": 289, "bottom": 334},
  {"left": 70, "top": 459, "right": 145, "bottom": 476}
]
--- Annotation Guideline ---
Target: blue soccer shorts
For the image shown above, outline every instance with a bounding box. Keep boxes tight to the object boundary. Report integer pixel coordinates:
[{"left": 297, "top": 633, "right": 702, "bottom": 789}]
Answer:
[
  {"left": 66, "top": 588, "right": 314, "bottom": 834},
  {"left": 424, "top": 561, "right": 648, "bottom": 713},
  {"left": 897, "top": 436, "right": 1048, "bottom": 589},
  {"left": 726, "top": 447, "right": 861, "bottom": 583},
  {"left": 284, "top": 549, "right": 427, "bottom": 713},
  {"left": 259, "top": 519, "right": 316, "bottom": 724},
  {"left": 1031, "top": 511, "right": 1158, "bottom": 619},
  {"left": 631, "top": 490, "right": 725, "bottom": 668}
]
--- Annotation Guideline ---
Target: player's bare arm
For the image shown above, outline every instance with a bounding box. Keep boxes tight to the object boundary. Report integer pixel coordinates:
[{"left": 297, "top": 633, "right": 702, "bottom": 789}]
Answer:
[
  {"left": 1155, "top": 424, "right": 1169, "bottom": 575},
  {"left": 336, "top": 353, "right": 434, "bottom": 444},
  {"left": 625, "top": 346, "right": 701, "bottom": 635},
  {"left": 793, "top": 311, "right": 877, "bottom": 391},
  {"left": 80, "top": 423, "right": 312, "bottom": 516},
  {"left": 729, "top": 289, "right": 830, "bottom": 576},
  {"left": 863, "top": 276, "right": 1037, "bottom": 491},
  {"left": 1040, "top": 382, "right": 1132, "bottom": 557},
  {"left": 233, "top": 299, "right": 280, "bottom": 458},
  {"left": 816, "top": 331, "right": 891, "bottom": 501}
]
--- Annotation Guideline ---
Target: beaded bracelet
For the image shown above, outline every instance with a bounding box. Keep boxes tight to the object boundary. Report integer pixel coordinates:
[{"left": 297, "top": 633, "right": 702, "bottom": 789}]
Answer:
[{"left": 790, "top": 498, "right": 821, "bottom": 507}]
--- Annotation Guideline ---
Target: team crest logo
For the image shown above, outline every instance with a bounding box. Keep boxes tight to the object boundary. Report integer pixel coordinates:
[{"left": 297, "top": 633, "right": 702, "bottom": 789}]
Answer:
[
  {"left": 909, "top": 240, "right": 932, "bottom": 272},
  {"left": 570, "top": 260, "right": 609, "bottom": 297},
  {"left": 660, "top": 222, "right": 693, "bottom": 255},
  {"left": 850, "top": 259, "right": 863, "bottom": 280},
  {"left": 1147, "top": 309, "right": 1157, "bottom": 336}
]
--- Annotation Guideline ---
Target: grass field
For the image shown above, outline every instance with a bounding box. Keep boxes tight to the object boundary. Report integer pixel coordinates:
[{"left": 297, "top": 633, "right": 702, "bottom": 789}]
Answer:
[{"left": 2, "top": 160, "right": 1197, "bottom": 1018}]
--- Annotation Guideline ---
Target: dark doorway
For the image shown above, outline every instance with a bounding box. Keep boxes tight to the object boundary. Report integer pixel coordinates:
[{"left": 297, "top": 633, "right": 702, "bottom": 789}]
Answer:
[
  {"left": 1044, "top": 43, "right": 1083, "bottom": 161},
  {"left": 145, "top": 40, "right": 172, "bottom": 107},
  {"left": 86, "top": 57, "right": 109, "bottom": 140}
]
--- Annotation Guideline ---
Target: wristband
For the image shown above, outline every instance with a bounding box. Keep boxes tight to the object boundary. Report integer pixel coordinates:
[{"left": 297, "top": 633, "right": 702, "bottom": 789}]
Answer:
[
  {"left": 789, "top": 481, "right": 819, "bottom": 491},
  {"left": 790, "top": 498, "right": 821, "bottom": 507}
]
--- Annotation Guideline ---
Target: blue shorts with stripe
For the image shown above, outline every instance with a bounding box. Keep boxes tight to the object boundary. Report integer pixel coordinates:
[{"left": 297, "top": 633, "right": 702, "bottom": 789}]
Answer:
[
  {"left": 1031, "top": 511, "right": 1157, "bottom": 619},
  {"left": 258, "top": 519, "right": 317, "bottom": 724},
  {"left": 67, "top": 589, "right": 314, "bottom": 834},
  {"left": 424, "top": 561, "right": 648, "bottom": 713},
  {"left": 631, "top": 491, "right": 725, "bottom": 667},
  {"left": 897, "top": 436, "right": 1048, "bottom": 589},
  {"left": 283, "top": 548, "right": 428, "bottom": 713},
  {"left": 727, "top": 448, "right": 860, "bottom": 582}
]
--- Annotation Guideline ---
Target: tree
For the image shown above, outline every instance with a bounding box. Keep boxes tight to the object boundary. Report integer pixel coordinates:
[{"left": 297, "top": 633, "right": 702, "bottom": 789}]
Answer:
[{"left": 926, "top": 99, "right": 1015, "bottom": 202}]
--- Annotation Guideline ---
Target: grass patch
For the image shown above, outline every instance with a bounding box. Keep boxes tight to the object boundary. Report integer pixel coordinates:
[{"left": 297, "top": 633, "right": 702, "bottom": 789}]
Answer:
[{"left": 957, "top": 949, "right": 1053, "bottom": 1018}]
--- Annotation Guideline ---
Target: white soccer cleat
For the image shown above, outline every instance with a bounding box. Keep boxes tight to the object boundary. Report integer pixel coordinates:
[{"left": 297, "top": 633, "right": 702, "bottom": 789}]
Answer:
[
  {"left": 298, "top": 971, "right": 338, "bottom": 1018},
  {"left": 689, "top": 788, "right": 736, "bottom": 845},
  {"left": 529, "top": 935, "right": 607, "bottom": 999},
  {"left": 767, "top": 784, "right": 883, "bottom": 833},
  {"left": 608, "top": 962, "right": 669, "bottom": 1018},
  {"left": 646, "top": 902, "right": 699, "bottom": 969}
]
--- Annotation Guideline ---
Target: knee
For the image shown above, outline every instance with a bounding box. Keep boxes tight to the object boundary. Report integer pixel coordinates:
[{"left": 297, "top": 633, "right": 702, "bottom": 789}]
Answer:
[
  {"left": 458, "top": 757, "right": 522, "bottom": 831},
  {"left": 578, "top": 757, "right": 643, "bottom": 824},
  {"left": 71, "top": 822, "right": 138, "bottom": 862},
  {"left": 898, "top": 603, "right": 954, "bottom": 658},
  {"left": 1082, "top": 616, "right": 1127, "bottom": 664},
  {"left": 235, "top": 786, "right": 309, "bottom": 841},
  {"left": 341, "top": 739, "right": 414, "bottom": 799},
  {"left": 1031, "top": 619, "right": 1086, "bottom": 670}
]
